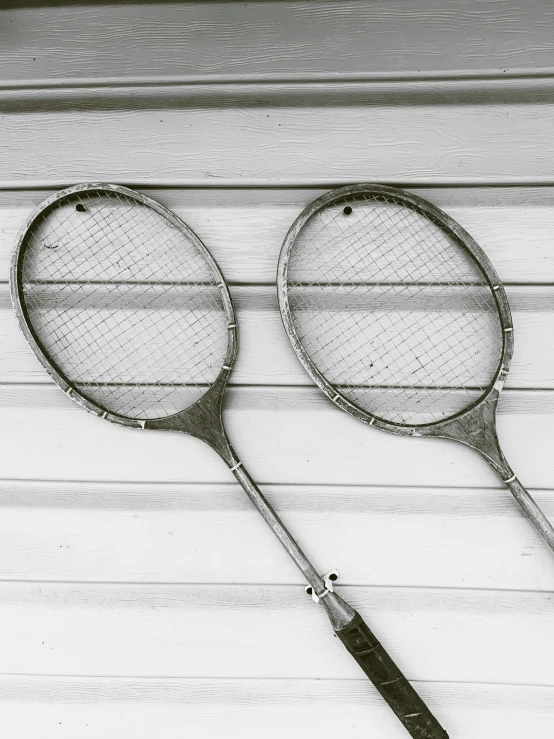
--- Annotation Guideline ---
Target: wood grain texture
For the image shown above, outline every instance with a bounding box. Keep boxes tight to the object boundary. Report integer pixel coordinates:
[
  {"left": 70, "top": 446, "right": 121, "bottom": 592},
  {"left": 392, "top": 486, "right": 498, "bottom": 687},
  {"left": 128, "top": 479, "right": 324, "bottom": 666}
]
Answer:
[
  {"left": 2, "top": 105, "right": 554, "bottom": 185},
  {"left": 1, "top": 385, "right": 554, "bottom": 491},
  {"left": 0, "top": 481, "right": 552, "bottom": 591},
  {"left": 0, "top": 679, "right": 552, "bottom": 739},
  {"left": 2, "top": 1, "right": 554, "bottom": 84},
  {"left": 2, "top": 187, "right": 554, "bottom": 283},
  {"left": 0, "top": 582, "right": 552, "bottom": 686}
]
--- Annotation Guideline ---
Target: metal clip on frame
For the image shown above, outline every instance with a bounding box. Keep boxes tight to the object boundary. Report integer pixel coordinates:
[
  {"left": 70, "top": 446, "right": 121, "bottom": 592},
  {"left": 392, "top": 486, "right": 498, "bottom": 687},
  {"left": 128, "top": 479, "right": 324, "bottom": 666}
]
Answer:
[{"left": 305, "top": 569, "right": 339, "bottom": 603}]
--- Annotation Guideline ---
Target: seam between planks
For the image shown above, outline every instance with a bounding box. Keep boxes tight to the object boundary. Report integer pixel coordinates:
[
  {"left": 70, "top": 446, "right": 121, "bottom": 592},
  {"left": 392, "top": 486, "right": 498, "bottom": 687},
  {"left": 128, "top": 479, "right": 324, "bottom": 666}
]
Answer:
[
  {"left": 0, "top": 673, "right": 552, "bottom": 689},
  {"left": 6, "top": 179, "right": 554, "bottom": 190},
  {"left": 2, "top": 76, "right": 554, "bottom": 112},
  {"left": 0, "top": 580, "right": 551, "bottom": 596},
  {"left": 4, "top": 70, "right": 554, "bottom": 89}
]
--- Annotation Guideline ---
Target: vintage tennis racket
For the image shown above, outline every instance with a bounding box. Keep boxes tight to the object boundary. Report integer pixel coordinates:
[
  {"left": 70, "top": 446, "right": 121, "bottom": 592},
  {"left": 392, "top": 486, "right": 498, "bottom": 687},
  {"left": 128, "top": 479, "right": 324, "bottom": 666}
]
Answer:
[
  {"left": 278, "top": 183, "right": 554, "bottom": 557},
  {"left": 10, "top": 184, "right": 448, "bottom": 739}
]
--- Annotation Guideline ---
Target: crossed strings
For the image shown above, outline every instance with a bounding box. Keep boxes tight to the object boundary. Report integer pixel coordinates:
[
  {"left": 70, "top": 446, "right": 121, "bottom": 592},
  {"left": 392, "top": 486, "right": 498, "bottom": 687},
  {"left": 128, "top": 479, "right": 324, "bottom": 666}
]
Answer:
[
  {"left": 21, "top": 190, "right": 229, "bottom": 419},
  {"left": 286, "top": 193, "right": 503, "bottom": 425}
]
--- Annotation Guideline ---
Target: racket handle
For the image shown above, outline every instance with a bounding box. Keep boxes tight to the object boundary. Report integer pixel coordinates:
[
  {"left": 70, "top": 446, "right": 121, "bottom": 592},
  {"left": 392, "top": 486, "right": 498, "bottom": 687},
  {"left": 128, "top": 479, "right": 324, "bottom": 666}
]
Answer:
[{"left": 336, "top": 612, "right": 448, "bottom": 739}]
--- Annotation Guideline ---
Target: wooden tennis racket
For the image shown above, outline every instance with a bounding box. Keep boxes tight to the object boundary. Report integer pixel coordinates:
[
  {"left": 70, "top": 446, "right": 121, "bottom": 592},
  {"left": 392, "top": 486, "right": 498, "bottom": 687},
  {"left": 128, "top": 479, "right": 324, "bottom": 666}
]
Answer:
[
  {"left": 10, "top": 183, "right": 448, "bottom": 739},
  {"left": 278, "top": 183, "right": 554, "bottom": 557}
]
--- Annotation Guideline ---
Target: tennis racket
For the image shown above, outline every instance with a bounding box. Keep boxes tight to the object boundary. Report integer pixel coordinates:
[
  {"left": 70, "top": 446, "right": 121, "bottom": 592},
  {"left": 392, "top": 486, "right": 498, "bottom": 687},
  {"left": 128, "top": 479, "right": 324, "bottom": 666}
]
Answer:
[
  {"left": 10, "top": 184, "right": 448, "bottom": 739},
  {"left": 277, "top": 183, "right": 554, "bottom": 558}
]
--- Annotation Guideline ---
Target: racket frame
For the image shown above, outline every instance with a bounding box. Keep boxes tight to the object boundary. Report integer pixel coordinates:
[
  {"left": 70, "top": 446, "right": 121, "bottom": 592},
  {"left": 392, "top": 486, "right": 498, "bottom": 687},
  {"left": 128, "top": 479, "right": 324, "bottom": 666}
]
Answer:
[
  {"left": 278, "top": 184, "right": 554, "bottom": 554},
  {"left": 277, "top": 183, "right": 514, "bottom": 442},
  {"left": 10, "top": 183, "right": 238, "bottom": 451},
  {"left": 10, "top": 182, "right": 331, "bottom": 587},
  {"left": 10, "top": 181, "right": 353, "bottom": 607}
]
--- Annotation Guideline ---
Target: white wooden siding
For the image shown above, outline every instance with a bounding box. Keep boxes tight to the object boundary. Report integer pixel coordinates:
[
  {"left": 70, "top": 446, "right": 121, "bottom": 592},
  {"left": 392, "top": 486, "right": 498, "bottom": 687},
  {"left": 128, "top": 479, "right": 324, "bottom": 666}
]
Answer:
[
  {"left": 1, "top": 2, "right": 553, "bottom": 737},
  {"left": 3, "top": 106, "right": 554, "bottom": 184},
  {"left": 2, "top": 1, "right": 554, "bottom": 82}
]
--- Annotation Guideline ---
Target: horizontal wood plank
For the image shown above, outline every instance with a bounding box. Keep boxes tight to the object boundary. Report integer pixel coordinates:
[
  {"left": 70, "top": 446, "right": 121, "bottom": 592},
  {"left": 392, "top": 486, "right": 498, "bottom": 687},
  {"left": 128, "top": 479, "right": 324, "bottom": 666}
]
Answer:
[
  {"left": 2, "top": 187, "right": 554, "bottom": 283},
  {"left": 1, "top": 385, "right": 554, "bottom": 491},
  {"left": 0, "top": 677, "right": 552, "bottom": 739},
  {"left": 0, "top": 480, "right": 552, "bottom": 591},
  {"left": 2, "top": 1, "right": 554, "bottom": 84},
  {"left": 2, "top": 285, "right": 554, "bottom": 388},
  {"left": 0, "top": 582, "right": 552, "bottom": 687},
  {"left": 2, "top": 105, "right": 554, "bottom": 185}
]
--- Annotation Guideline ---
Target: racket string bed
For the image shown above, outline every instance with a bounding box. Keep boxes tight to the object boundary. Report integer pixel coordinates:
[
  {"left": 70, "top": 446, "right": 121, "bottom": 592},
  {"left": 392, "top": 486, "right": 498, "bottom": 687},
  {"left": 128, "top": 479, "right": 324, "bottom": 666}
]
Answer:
[
  {"left": 20, "top": 189, "right": 228, "bottom": 419},
  {"left": 287, "top": 192, "right": 503, "bottom": 425}
]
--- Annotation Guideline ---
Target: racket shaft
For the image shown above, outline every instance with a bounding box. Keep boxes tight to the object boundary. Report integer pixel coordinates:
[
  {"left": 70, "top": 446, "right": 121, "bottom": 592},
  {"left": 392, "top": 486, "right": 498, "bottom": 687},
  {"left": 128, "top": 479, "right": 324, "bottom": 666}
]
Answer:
[
  {"left": 230, "top": 462, "right": 447, "bottom": 737},
  {"left": 336, "top": 612, "right": 448, "bottom": 738},
  {"left": 231, "top": 461, "right": 328, "bottom": 593},
  {"left": 504, "top": 476, "right": 554, "bottom": 553}
]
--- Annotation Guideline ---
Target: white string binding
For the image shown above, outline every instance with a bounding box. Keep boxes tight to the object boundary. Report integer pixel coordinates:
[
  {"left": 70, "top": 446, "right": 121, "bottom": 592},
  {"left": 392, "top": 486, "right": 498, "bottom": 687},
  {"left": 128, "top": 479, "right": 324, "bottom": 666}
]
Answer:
[
  {"left": 230, "top": 461, "right": 242, "bottom": 472},
  {"left": 504, "top": 474, "right": 516, "bottom": 484}
]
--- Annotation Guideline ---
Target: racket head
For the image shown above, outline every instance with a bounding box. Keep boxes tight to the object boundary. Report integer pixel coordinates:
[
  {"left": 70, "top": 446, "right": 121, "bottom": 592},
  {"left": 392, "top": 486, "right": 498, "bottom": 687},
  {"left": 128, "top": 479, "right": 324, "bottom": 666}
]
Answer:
[
  {"left": 10, "top": 183, "right": 236, "bottom": 428},
  {"left": 277, "top": 184, "right": 514, "bottom": 434}
]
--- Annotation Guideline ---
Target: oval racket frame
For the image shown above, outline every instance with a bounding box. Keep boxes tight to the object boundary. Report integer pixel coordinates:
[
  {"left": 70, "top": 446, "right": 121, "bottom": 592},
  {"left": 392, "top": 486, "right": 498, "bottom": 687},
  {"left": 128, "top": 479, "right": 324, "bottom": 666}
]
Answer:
[
  {"left": 277, "top": 183, "right": 514, "bottom": 439},
  {"left": 10, "top": 183, "right": 238, "bottom": 434}
]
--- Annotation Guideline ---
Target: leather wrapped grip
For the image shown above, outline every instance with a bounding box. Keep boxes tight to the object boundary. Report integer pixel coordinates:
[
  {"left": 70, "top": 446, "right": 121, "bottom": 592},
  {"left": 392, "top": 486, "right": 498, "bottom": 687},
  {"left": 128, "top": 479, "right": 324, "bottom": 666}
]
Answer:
[{"left": 336, "top": 612, "right": 448, "bottom": 738}]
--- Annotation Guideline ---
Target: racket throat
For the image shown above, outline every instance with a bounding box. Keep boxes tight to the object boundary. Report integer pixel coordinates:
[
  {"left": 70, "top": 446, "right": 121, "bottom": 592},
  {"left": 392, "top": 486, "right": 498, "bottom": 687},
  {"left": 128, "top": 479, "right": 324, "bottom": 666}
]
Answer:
[
  {"left": 419, "top": 393, "right": 512, "bottom": 478},
  {"left": 144, "top": 374, "right": 234, "bottom": 466},
  {"left": 422, "top": 393, "right": 554, "bottom": 555}
]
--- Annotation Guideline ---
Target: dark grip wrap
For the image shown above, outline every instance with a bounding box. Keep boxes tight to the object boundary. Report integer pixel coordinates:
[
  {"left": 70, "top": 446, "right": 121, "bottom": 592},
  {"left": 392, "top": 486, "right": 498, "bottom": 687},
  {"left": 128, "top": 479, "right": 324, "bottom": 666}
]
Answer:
[{"left": 336, "top": 612, "right": 448, "bottom": 739}]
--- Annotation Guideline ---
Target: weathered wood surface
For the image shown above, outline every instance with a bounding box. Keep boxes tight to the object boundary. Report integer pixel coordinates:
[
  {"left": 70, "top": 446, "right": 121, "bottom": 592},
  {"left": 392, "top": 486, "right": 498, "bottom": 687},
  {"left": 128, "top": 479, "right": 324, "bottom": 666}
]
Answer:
[
  {"left": 1, "top": 678, "right": 552, "bottom": 739},
  {"left": 2, "top": 1, "right": 554, "bottom": 84},
  {"left": 0, "top": 480, "right": 552, "bottom": 591},
  {"left": 0, "top": 582, "right": 551, "bottom": 685},
  {"left": 1, "top": 188, "right": 553, "bottom": 282},
  {"left": 2, "top": 105, "right": 554, "bottom": 185},
  {"left": 1, "top": 384, "right": 553, "bottom": 487}
]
